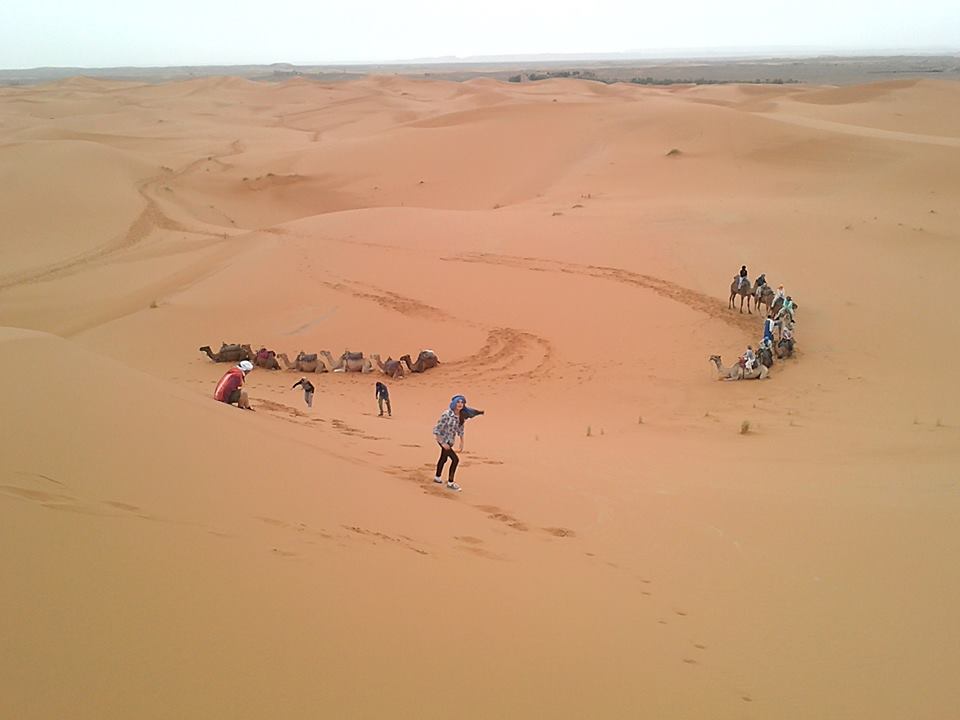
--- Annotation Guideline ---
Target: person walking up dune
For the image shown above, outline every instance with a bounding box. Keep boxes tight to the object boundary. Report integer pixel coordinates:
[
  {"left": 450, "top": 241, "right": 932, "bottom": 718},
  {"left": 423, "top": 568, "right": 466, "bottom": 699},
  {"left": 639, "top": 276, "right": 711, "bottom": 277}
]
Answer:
[
  {"left": 292, "top": 377, "right": 315, "bottom": 408},
  {"left": 433, "top": 395, "right": 466, "bottom": 492}
]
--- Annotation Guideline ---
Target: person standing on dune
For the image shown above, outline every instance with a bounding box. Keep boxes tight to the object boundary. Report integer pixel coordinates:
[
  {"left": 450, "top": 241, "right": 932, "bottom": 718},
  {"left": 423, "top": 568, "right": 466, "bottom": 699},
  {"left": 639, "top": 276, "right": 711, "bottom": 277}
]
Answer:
[
  {"left": 433, "top": 395, "right": 466, "bottom": 492},
  {"left": 214, "top": 360, "right": 254, "bottom": 410},
  {"left": 375, "top": 381, "right": 392, "bottom": 417}
]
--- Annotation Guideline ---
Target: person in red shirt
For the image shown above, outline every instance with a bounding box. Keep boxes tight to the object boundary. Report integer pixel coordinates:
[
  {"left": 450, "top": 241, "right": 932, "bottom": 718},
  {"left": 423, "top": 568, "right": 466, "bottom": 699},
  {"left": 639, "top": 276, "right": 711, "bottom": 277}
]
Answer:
[{"left": 214, "top": 360, "right": 254, "bottom": 410}]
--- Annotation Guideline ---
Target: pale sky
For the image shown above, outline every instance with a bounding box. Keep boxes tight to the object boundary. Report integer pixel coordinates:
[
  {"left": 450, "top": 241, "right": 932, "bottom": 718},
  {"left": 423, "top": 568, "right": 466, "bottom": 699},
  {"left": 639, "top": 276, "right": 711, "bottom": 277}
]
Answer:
[{"left": 3, "top": 0, "right": 958, "bottom": 68}]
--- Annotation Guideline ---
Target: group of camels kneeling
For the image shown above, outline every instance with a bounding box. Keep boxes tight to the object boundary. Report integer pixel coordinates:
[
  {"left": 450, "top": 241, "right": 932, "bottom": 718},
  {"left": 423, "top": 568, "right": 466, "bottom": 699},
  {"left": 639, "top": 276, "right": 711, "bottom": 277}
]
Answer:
[
  {"left": 200, "top": 344, "right": 439, "bottom": 377},
  {"left": 710, "top": 334, "right": 795, "bottom": 381}
]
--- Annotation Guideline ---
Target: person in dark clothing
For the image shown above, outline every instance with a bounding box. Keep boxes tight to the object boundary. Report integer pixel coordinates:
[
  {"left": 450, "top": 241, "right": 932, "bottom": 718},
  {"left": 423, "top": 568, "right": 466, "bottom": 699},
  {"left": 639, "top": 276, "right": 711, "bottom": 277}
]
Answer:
[
  {"left": 375, "top": 381, "right": 391, "bottom": 417},
  {"left": 292, "top": 378, "right": 315, "bottom": 407},
  {"left": 738, "top": 265, "right": 749, "bottom": 290}
]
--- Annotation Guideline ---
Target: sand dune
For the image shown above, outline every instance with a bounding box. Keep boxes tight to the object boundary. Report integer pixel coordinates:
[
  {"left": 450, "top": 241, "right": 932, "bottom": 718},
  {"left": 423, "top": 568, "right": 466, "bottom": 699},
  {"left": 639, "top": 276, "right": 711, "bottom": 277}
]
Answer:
[{"left": 2, "top": 76, "right": 959, "bottom": 719}]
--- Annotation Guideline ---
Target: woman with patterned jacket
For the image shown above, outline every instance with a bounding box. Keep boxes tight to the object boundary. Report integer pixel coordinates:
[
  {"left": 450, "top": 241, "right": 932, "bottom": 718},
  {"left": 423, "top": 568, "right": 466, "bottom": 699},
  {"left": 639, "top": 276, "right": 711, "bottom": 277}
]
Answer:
[{"left": 433, "top": 395, "right": 466, "bottom": 492}]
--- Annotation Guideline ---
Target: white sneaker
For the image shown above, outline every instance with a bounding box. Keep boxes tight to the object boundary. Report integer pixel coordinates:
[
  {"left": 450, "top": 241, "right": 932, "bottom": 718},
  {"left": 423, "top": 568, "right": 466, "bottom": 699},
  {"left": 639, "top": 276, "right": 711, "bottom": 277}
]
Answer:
[
  {"left": 433, "top": 476, "right": 443, "bottom": 484},
  {"left": 446, "top": 482, "right": 461, "bottom": 492}
]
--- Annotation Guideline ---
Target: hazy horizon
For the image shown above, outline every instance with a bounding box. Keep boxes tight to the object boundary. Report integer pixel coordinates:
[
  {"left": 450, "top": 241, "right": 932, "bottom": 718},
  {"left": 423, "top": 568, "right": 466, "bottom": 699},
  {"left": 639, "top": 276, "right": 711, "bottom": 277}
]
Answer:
[{"left": 2, "top": 0, "right": 958, "bottom": 69}]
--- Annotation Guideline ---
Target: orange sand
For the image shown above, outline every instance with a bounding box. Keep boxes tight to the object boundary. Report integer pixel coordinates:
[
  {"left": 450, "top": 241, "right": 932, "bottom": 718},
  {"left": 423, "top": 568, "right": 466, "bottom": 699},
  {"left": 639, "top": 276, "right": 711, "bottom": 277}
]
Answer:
[{"left": 2, "top": 75, "right": 959, "bottom": 719}]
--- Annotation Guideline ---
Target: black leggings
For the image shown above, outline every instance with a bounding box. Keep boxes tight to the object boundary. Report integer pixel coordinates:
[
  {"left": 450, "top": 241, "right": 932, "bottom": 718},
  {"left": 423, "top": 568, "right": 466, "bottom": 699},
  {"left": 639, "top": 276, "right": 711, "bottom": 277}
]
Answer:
[{"left": 436, "top": 444, "right": 459, "bottom": 482}]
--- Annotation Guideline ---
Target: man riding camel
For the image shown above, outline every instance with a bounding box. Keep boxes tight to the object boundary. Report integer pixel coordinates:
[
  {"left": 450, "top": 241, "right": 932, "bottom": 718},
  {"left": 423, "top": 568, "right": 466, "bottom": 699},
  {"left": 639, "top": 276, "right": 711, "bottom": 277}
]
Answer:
[
  {"left": 738, "top": 265, "right": 749, "bottom": 291},
  {"left": 754, "top": 272, "right": 767, "bottom": 299}
]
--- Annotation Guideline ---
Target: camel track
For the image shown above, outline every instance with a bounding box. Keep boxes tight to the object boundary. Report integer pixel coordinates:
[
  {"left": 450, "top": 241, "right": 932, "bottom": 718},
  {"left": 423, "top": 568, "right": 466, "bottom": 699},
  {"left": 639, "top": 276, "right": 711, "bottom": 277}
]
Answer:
[
  {"left": 444, "top": 252, "right": 759, "bottom": 332},
  {"left": 0, "top": 139, "right": 248, "bottom": 293},
  {"left": 447, "top": 327, "right": 555, "bottom": 382},
  {"left": 317, "top": 277, "right": 556, "bottom": 381},
  {"left": 316, "top": 279, "right": 453, "bottom": 321}
]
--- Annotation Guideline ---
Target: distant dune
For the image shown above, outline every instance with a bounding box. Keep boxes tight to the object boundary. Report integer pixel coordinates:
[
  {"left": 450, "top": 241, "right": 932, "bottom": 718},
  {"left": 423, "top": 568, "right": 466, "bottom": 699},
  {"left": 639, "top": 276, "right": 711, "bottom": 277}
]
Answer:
[{"left": 2, "top": 75, "right": 959, "bottom": 719}]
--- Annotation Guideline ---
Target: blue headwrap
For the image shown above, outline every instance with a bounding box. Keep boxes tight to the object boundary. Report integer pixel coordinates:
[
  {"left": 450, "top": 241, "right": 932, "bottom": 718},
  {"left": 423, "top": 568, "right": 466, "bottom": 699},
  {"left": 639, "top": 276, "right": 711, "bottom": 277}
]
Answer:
[{"left": 450, "top": 395, "right": 466, "bottom": 411}]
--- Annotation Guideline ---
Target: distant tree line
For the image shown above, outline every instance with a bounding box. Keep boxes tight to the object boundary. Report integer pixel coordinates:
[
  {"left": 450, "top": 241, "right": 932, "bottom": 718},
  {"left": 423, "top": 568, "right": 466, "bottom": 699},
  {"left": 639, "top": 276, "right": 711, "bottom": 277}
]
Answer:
[
  {"left": 507, "top": 71, "right": 799, "bottom": 86},
  {"left": 628, "top": 76, "right": 799, "bottom": 85}
]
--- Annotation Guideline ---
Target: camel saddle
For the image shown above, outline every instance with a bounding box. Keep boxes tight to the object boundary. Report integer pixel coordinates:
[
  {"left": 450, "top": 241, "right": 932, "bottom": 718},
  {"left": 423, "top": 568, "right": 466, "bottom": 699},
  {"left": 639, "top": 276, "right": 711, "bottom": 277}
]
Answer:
[
  {"left": 344, "top": 351, "right": 363, "bottom": 362},
  {"left": 219, "top": 343, "right": 243, "bottom": 353},
  {"left": 298, "top": 352, "right": 318, "bottom": 363}
]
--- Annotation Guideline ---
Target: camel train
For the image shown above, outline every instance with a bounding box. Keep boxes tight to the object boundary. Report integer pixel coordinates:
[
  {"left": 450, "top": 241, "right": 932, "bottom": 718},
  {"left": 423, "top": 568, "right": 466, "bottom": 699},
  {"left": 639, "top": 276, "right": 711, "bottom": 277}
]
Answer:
[
  {"left": 199, "top": 345, "right": 439, "bottom": 377},
  {"left": 720, "top": 270, "right": 800, "bottom": 379}
]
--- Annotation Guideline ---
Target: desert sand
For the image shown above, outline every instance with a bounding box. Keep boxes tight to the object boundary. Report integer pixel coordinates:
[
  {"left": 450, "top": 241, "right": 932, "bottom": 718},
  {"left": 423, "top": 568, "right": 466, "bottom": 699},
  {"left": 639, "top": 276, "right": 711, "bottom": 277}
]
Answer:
[{"left": 1, "top": 74, "right": 959, "bottom": 719}]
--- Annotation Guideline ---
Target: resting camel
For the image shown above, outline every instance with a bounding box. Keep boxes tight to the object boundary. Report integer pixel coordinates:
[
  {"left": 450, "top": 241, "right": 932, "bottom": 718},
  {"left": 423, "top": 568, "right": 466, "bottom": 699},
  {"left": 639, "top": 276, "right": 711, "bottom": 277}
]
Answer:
[
  {"left": 709, "top": 355, "right": 769, "bottom": 380},
  {"left": 199, "top": 343, "right": 253, "bottom": 363},
  {"left": 253, "top": 347, "right": 281, "bottom": 370},
  {"left": 400, "top": 350, "right": 440, "bottom": 373},
  {"left": 278, "top": 351, "right": 328, "bottom": 373},
  {"left": 320, "top": 350, "right": 373, "bottom": 373},
  {"left": 370, "top": 354, "right": 405, "bottom": 379},
  {"left": 729, "top": 277, "right": 754, "bottom": 313}
]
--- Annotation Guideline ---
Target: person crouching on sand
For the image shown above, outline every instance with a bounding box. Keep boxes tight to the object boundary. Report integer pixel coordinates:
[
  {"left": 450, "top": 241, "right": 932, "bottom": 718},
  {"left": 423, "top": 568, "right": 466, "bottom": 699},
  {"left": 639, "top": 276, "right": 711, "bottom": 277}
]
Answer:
[
  {"left": 214, "top": 360, "right": 254, "bottom": 410},
  {"left": 433, "top": 395, "right": 466, "bottom": 492}
]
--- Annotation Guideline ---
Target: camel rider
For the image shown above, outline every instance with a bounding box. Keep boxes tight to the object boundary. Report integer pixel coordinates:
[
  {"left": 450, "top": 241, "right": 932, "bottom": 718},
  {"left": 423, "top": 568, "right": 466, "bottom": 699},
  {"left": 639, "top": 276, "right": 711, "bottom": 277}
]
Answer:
[
  {"left": 776, "top": 295, "right": 796, "bottom": 321},
  {"left": 754, "top": 273, "right": 767, "bottom": 299},
  {"left": 742, "top": 345, "right": 756, "bottom": 372},
  {"left": 763, "top": 314, "right": 777, "bottom": 345},
  {"left": 781, "top": 323, "right": 794, "bottom": 344},
  {"left": 738, "top": 265, "right": 749, "bottom": 290},
  {"left": 774, "top": 284, "right": 786, "bottom": 304}
]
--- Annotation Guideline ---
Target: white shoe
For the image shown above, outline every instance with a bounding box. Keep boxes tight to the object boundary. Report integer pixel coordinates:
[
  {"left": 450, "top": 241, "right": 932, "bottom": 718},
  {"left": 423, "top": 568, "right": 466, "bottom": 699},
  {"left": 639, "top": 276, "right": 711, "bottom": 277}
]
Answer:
[
  {"left": 433, "top": 476, "right": 443, "bottom": 484},
  {"left": 446, "top": 482, "right": 461, "bottom": 492}
]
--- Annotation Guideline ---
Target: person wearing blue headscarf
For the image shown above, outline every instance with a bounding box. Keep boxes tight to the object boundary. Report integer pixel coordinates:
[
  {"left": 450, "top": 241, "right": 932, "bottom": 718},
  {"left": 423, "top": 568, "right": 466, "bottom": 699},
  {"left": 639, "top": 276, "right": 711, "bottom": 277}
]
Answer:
[{"left": 432, "top": 395, "right": 467, "bottom": 491}]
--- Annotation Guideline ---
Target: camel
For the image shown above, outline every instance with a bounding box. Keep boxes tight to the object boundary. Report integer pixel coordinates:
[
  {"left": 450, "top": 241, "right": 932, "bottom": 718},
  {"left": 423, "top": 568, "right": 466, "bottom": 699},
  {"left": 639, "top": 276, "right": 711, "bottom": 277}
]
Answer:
[
  {"left": 729, "top": 277, "right": 754, "bottom": 313},
  {"left": 278, "top": 351, "right": 328, "bottom": 373},
  {"left": 253, "top": 347, "right": 281, "bottom": 370},
  {"left": 709, "top": 355, "right": 769, "bottom": 380},
  {"left": 199, "top": 343, "right": 253, "bottom": 363},
  {"left": 757, "top": 345, "right": 775, "bottom": 369},
  {"left": 776, "top": 337, "right": 795, "bottom": 359},
  {"left": 771, "top": 297, "right": 798, "bottom": 325},
  {"left": 370, "top": 354, "right": 405, "bottom": 379},
  {"left": 755, "top": 284, "right": 775, "bottom": 315},
  {"left": 320, "top": 350, "right": 373, "bottom": 373},
  {"left": 400, "top": 350, "right": 440, "bottom": 374}
]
